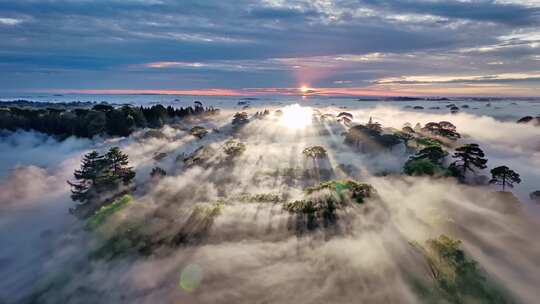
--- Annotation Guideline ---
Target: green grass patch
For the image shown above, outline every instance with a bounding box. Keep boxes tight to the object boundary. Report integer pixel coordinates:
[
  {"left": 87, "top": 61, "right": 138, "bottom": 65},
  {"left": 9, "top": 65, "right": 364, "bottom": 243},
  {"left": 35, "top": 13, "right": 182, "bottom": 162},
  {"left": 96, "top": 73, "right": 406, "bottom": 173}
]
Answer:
[
  {"left": 86, "top": 194, "right": 133, "bottom": 230},
  {"left": 410, "top": 235, "right": 514, "bottom": 304}
]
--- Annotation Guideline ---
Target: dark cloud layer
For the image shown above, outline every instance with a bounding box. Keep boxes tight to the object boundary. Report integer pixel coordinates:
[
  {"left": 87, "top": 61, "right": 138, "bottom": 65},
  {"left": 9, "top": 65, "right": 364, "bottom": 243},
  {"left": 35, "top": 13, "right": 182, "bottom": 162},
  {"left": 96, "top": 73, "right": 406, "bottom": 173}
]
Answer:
[{"left": 0, "top": 0, "right": 539, "bottom": 94}]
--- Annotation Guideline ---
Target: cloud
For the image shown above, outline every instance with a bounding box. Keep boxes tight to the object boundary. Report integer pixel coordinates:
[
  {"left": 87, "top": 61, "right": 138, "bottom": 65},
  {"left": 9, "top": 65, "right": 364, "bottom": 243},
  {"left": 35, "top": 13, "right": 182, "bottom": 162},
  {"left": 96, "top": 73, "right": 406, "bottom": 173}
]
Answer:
[
  {"left": 0, "top": 17, "right": 22, "bottom": 25},
  {"left": 360, "top": 0, "right": 540, "bottom": 26},
  {"left": 0, "top": 0, "right": 539, "bottom": 93},
  {"left": 375, "top": 72, "right": 540, "bottom": 84},
  {"left": 1, "top": 104, "right": 540, "bottom": 303}
]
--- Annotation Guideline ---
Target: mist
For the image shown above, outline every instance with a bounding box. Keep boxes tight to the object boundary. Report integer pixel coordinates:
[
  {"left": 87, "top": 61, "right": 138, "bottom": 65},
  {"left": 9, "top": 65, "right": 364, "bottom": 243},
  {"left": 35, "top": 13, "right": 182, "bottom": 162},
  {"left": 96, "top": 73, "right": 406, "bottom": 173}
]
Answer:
[{"left": 1, "top": 102, "right": 540, "bottom": 304}]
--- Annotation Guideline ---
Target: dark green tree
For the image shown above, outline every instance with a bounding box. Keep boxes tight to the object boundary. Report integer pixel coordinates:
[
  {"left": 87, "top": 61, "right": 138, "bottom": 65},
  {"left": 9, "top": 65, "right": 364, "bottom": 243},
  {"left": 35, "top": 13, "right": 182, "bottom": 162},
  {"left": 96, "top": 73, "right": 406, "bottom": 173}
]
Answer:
[
  {"left": 404, "top": 159, "right": 442, "bottom": 176},
  {"left": 412, "top": 146, "right": 448, "bottom": 164},
  {"left": 105, "top": 147, "right": 136, "bottom": 186},
  {"left": 451, "top": 144, "right": 488, "bottom": 177},
  {"left": 67, "top": 151, "right": 107, "bottom": 204},
  {"left": 106, "top": 109, "right": 135, "bottom": 136},
  {"left": 489, "top": 166, "right": 521, "bottom": 191},
  {"left": 68, "top": 147, "right": 136, "bottom": 219}
]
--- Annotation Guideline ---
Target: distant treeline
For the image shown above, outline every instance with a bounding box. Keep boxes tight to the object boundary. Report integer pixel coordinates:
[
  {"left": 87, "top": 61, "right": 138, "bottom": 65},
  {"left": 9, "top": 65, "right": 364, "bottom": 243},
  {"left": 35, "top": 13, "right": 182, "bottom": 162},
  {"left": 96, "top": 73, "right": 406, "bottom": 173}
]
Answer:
[
  {"left": 0, "top": 99, "right": 99, "bottom": 109},
  {"left": 0, "top": 102, "right": 219, "bottom": 138}
]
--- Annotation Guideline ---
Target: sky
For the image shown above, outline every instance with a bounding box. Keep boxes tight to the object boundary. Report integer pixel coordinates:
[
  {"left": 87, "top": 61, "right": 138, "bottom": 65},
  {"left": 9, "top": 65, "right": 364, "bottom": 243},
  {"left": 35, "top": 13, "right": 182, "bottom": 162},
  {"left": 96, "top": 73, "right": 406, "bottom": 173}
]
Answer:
[{"left": 0, "top": 0, "right": 540, "bottom": 97}]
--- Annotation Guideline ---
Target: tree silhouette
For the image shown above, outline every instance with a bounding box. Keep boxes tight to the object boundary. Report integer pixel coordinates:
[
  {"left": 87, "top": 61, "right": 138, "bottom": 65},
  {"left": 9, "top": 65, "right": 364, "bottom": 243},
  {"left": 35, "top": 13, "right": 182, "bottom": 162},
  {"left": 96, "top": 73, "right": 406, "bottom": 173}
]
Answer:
[
  {"left": 451, "top": 144, "right": 488, "bottom": 177},
  {"left": 337, "top": 112, "right": 353, "bottom": 125},
  {"left": 105, "top": 147, "right": 136, "bottom": 186},
  {"left": 67, "top": 151, "right": 107, "bottom": 204},
  {"left": 489, "top": 166, "right": 521, "bottom": 191},
  {"left": 422, "top": 121, "right": 461, "bottom": 140},
  {"left": 366, "top": 117, "right": 382, "bottom": 133},
  {"left": 302, "top": 146, "right": 328, "bottom": 181},
  {"left": 150, "top": 166, "right": 167, "bottom": 179}
]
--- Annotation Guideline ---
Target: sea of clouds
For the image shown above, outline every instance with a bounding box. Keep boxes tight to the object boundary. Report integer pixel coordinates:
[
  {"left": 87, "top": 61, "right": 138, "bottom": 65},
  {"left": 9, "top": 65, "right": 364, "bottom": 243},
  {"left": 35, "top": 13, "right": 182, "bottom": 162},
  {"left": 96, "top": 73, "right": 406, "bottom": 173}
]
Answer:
[{"left": 1, "top": 101, "right": 539, "bottom": 303}]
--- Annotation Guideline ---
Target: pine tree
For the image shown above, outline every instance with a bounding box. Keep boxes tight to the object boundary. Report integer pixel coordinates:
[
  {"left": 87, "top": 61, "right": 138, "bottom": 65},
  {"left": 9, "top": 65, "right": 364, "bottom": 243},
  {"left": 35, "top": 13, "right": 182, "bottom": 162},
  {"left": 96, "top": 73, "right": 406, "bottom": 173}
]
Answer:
[
  {"left": 68, "top": 147, "right": 136, "bottom": 219},
  {"left": 67, "top": 151, "right": 106, "bottom": 204},
  {"left": 451, "top": 144, "right": 488, "bottom": 177},
  {"left": 105, "top": 147, "right": 135, "bottom": 186},
  {"left": 489, "top": 166, "right": 521, "bottom": 191}
]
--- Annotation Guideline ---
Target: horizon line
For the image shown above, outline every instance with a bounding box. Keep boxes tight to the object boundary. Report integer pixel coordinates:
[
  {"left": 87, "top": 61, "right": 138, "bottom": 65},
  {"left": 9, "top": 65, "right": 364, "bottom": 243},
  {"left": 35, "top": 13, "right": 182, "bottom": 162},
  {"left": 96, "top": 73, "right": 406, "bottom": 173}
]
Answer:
[{"left": 3, "top": 88, "right": 540, "bottom": 99}]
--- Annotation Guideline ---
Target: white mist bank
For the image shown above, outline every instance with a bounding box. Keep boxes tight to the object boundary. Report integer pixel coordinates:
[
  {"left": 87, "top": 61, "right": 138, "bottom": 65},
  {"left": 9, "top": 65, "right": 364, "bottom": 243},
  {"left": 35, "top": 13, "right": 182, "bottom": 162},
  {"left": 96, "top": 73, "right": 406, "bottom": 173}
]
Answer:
[{"left": 0, "top": 103, "right": 539, "bottom": 303}]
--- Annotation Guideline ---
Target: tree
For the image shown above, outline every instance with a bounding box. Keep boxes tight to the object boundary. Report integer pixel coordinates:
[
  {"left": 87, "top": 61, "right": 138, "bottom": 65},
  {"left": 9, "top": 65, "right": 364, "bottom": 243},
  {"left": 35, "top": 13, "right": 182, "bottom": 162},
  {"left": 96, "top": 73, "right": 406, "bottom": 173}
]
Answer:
[
  {"left": 105, "top": 147, "right": 136, "bottom": 186},
  {"left": 106, "top": 108, "right": 135, "bottom": 137},
  {"left": 376, "top": 134, "right": 402, "bottom": 151},
  {"left": 366, "top": 117, "right": 382, "bottom": 133},
  {"left": 67, "top": 151, "right": 107, "bottom": 204},
  {"left": 402, "top": 126, "right": 415, "bottom": 134},
  {"left": 422, "top": 121, "right": 461, "bottom": 140},
  {"left": 232, "top": 112, "right": 249, "bottom": 126},
  {"left": 404, "top": 158, "right": 440, "bottom": 176},
  {"left": 489, "top": 166, "right": 521, "bottom": 191},
  {"left": 412, "top": 146, "right": 447, "bottom": 164},
  {"left": 303, "top": 146, "right": 327, "bottom": 181},
  {"left": 150, "top": 166, "right": 167, "bottom": 179},
  {"left": 68, "top": 147, "right": 136, "bottom": 219},
  {"left": 337, "top": 112, "right": 353, "bottom": 120},
  {"left": 451, "top": 144, "right": 488, "bottom": 177},
  {"left": 344, "top": 125, "right": 381, "bottom": 150},
  {"left": 190, "top": 126, "right": 208, "bottom": 139},
  {"left": 223, "top": 140, "right": 246, "bottom": 158},
  {"left": 337, "top": 112, "right": 353, "bottom": 125}
]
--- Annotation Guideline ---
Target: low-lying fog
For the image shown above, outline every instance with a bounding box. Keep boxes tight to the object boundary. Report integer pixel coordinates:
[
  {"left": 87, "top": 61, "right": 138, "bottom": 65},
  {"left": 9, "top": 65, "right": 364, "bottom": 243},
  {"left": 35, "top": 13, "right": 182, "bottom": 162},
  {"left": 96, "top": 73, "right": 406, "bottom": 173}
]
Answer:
[{"left": 1, "top": 99, "right": 540, "bottom": 304}]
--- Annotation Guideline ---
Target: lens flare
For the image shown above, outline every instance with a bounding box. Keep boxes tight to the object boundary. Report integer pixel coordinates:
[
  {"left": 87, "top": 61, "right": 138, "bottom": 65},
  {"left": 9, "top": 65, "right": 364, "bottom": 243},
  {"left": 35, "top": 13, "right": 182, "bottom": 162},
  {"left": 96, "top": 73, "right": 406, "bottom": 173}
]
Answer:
[
  {"left": 179, "top": 263, "right": 203, "bottom": 292},
  {"left": 278, "top": 104, "right": 313, "bottom": 129}
]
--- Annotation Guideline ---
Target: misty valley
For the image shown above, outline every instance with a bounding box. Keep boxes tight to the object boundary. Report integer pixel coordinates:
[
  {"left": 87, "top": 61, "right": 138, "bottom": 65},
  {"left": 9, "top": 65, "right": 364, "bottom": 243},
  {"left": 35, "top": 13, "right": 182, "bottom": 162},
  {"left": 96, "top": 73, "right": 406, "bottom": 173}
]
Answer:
[{"left": 1, "top": 98, "right": 540, "bottom": 304}]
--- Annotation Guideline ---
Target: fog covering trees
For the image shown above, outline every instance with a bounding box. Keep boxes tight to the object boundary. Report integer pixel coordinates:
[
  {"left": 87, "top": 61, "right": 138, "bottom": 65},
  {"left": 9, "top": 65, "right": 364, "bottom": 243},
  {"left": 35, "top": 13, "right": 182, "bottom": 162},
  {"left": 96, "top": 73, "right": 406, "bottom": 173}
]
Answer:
[{"left": 2, "top": 102, "right": 540, "bottom": 304}]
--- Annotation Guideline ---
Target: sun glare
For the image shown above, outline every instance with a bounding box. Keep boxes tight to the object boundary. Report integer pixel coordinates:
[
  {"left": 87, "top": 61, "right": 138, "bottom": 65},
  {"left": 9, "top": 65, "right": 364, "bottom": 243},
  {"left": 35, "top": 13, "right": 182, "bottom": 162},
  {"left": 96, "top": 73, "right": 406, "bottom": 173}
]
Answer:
[
  {"left": 300, "top": 86, "right": 310, "bottom": 93},
  {"left": 278, "top": 104, "right": 313, "bottom": 129}
]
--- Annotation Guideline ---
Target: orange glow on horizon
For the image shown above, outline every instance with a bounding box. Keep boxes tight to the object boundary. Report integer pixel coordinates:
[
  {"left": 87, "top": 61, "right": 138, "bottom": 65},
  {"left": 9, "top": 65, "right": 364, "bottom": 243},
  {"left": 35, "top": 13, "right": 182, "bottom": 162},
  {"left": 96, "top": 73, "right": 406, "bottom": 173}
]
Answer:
[
  {"left": 51, "top": 87, "right": 403, "bottom": 97},
  {"left": 41, "top": 85, "right": 534, "bottom": 97}
]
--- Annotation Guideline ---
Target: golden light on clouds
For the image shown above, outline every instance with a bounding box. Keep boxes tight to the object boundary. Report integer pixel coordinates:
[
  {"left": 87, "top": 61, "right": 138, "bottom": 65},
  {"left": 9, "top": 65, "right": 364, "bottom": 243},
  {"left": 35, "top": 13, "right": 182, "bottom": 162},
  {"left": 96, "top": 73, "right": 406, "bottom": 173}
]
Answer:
[{"left": 278, "top": 104, "right": 313, "bottom": 129}]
